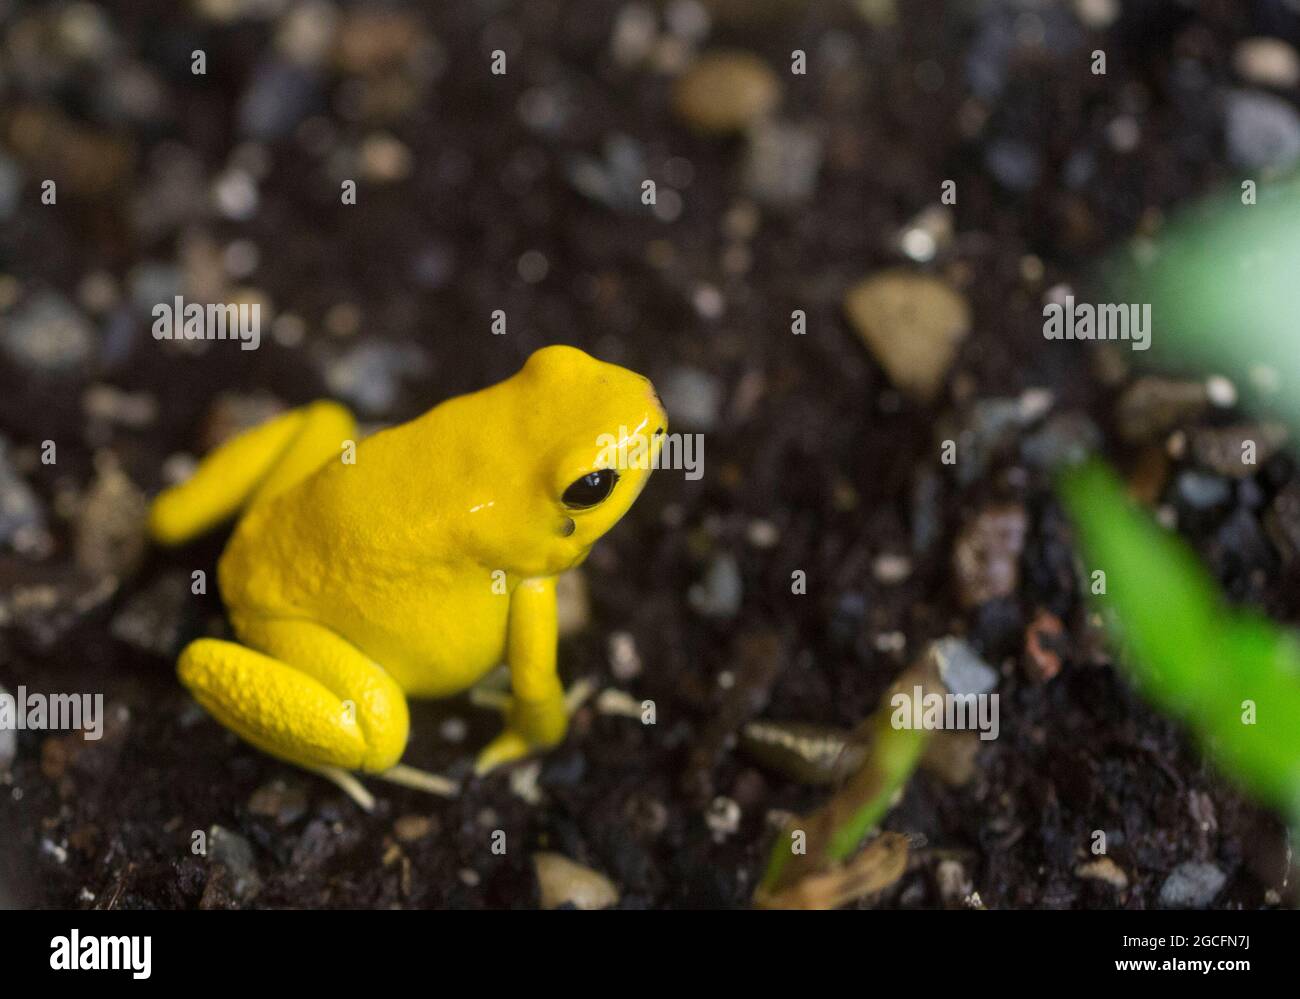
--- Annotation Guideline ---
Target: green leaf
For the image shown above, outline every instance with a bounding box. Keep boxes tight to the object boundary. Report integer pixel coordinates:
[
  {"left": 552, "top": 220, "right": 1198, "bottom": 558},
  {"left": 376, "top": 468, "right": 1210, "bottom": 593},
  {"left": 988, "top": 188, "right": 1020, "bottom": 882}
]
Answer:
[{"left": 1060, "top": 460, "right": 1300, "bottom": 818}]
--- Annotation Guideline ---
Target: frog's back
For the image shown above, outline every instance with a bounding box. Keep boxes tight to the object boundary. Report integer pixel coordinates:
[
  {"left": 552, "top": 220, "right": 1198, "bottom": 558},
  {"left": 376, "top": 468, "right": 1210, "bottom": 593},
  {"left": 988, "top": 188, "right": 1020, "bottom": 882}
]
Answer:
[{"left": 216, "top": 389, "right": 518, "bottom": 694}]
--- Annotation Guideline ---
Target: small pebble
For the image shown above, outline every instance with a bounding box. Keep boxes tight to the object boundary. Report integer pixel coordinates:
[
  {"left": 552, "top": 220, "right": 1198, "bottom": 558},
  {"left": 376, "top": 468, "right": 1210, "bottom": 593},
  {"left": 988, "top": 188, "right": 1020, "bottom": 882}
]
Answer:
[
  {"left": 746, "top": 519, "right": 779, "bottom": 548},
  {"left": 705, "top": 795, "right": 741, "bottom": 842},
  {"left": 929, "top": 637, "right": 999, "bottom": 697},
  {"left": 1159, "top": 861, "right": 1226, "bottom": 908},
  {"left": 0, "top": 438, "right": 50, "bottom": 556},
  {"left": 610, "top": 4, "right": 658, "bottom": 68},
  {"left": 952, "top": 503, "right": 1027, "bottom": 608},
  {"left": 2, "top": 293, "right": 96, "bottom": 373},
  {"left": 688, "top": 553, "right": 743, "bottom": 618},
  {"left": 1205, "top": 375, "right": 1237, "bottom": 408},
  {"left": 1233, "top": 38, "right": 1300, "bottom": 90},
  {"left": 393, "top": 815, "right": 434, "bottom": 842},
  {"left": 324, "top": 341, "right": 431, "bottom": 416},
  {"left": 247, "top": 779, "right": 309, "bottom": 826},
  {"left": 742, "top": 119, "right": 823, "bottom": 208},
  {"left": 75, "top": 452, "right": 148, "bottom": 580},
  {"left": 1073, "top": 0, "right": 1119, "bottom": 29},
  {"left": 873, "top": 554, "right": 912, "bottom": 585},
  {"left": 844, "top": 270, "right": 971, "bottom": 402},
  {"left": 238, "top": 59, "right": 318, "bottom": 141},
  {"left": 659, "top": 366, "right": 724, "bottom": 431},
  {"left": 533, "top": 853, "right": 619, "bottom": 910},
  {"left": 1176, "top": 470, "right": 1231, "bottom": 510},
  {"left": 83, "top": 384, "right": 158, "bottom": 429},
  {"left": 608, "top": 630, "right": 642, "bottom": 681},
  {"left": 359, "top": 133, "right": 413, "bottom": 183},
  {"left": 1020, "top": 411, "right": 1100, "bottom": 472},
  {"left": 1225, "top": 89, "right": 1300, "bottom": 173},
  {"left": 510, "top": 760, "right": 544, "bottom": 805},
  {"left": 1115, "top": 377, "right": 1208, "bottom": 443},
  {"left": 1076, "top": 857, "right": 1129, "bottom": 891},
  {"left": 936, "top": 859, "right": 972, "bottom": 906},
  {"left": 673, "top": 51, "right": 781, "bottom": 134},
  {"left": 1189, "top": 424, "right": 1287, "bottom": 478},
  {"left": 984, "top": 138, "right": 1041, "bottom": 191},
  {"left": 208, "top": 825, "right": 262, "bottom": 902}
]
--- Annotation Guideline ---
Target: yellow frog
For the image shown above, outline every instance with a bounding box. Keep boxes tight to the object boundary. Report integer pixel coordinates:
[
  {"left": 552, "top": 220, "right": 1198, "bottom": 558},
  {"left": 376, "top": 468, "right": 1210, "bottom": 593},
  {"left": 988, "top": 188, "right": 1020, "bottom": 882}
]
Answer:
[{"left": 149, "top": 345, "right": 666, "bottom": 809}]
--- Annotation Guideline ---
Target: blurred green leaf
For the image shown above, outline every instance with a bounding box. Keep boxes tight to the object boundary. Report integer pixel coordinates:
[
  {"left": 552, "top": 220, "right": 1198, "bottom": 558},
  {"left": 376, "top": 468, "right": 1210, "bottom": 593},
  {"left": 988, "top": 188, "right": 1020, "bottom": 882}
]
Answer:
[
  {"left": 758, "top": 673, "right": 930, "bottom": 903},
  {"left": 1101, "top": 175, "right": 1300, "bottom": 431},
  {"left": 1060, "top": 460, "right": 1300, "bottom": 818}
]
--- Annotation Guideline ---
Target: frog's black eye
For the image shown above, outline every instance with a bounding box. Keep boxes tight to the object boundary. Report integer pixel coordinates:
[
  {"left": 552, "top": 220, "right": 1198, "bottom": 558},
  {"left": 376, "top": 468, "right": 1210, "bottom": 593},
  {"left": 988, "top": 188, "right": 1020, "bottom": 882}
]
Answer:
[{"left": 562, "top": 469, "right": 619, "bottom": 509}]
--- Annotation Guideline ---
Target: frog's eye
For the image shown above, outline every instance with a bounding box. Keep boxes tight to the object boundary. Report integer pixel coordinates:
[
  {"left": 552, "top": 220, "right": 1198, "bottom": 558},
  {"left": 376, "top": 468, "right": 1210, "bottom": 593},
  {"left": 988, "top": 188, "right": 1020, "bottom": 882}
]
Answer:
[{"left": 562, "top": 469, "right": 619, "bottom": 509}]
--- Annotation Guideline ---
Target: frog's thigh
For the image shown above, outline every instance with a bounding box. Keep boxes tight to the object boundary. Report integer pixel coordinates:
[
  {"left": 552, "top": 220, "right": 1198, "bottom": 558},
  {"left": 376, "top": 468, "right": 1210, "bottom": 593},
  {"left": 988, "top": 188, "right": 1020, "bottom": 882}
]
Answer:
[
  {"left": 150, "top": 401, "right": 355, "bottom": 546},
  {"left": 178, "top": 620, "right": 409, "bottom": 773}
]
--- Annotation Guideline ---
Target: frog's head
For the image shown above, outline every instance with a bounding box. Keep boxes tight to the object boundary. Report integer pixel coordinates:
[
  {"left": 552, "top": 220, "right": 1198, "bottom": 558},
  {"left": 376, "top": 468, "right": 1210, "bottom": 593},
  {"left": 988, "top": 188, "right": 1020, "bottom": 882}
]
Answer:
[{"left": 470, "top": 345, "right": 667, "bottom": 578}]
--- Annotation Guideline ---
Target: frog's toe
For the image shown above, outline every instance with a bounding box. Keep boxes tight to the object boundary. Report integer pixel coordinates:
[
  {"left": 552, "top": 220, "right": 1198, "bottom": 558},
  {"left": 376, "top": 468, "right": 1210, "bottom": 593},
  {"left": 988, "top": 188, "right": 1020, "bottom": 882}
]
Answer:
[
  {"left": 472, "top": 678, "right": 598, "bottom": 776},
  {"left": 474, "top": 729, "right": 533, "bottom": 776}
]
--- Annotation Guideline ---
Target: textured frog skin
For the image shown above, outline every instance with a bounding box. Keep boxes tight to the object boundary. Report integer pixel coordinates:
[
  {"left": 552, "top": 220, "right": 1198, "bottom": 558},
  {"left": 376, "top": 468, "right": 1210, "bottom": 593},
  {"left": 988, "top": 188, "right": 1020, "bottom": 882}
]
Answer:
[{"left": 149, "top": 345, "right": 666, "bottom": 783}]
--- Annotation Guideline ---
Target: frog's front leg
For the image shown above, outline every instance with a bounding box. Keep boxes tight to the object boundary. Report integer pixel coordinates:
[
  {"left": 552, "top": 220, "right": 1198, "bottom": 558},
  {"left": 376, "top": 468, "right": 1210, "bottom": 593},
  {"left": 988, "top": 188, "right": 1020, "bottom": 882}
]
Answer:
[
  {"left": 475, "top": 577, "right": 592, "bottom": 775},
  {"left": 179, "top": 617, "right": 455, "bottom": 809}
]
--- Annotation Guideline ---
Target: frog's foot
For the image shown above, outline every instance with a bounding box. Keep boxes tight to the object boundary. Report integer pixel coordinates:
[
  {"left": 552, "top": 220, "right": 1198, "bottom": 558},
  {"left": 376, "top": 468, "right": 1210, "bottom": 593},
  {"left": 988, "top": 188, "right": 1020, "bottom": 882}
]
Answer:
[
  {"left": 178, "top": 619, "right": 428, "bottom": 810},
  {"left": 473, "top": 678, "right": 596, "bottom": 776},
  {"left": 304, "top": 763, "right": 458, "bottom": 812},
  {"left": 372, "top": 762, "right": 460, "bottom": 798}
]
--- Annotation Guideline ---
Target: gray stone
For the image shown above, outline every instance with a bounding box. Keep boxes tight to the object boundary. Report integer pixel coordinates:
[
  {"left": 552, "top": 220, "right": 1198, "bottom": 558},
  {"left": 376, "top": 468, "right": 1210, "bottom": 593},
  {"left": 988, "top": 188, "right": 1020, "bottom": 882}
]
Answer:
[
  {"left": 1021, "top": 411, "right": 1102, "bottom": 472},
  {"left": 208, "top": 825, "right": 262, "bottom": 901},
  {"left": 659, "top": 366, "right": 724, "bottom": 432},
  {"left": 984, "top": 138, "right": 1041, "bottom": 191},
  {"left": 1159, "top": 861, "right": 1226, "bottom": 908},
  {"left": 0, "top": 437, "right": 49, "bottom": 555},
  {"left": 930, "top": 637, "right": 999, "bottom": 697},
  {"left": 689, "top": 553, "right": 743, "bottom": 618},
  {"left": 238, "top": 59, "right": 319, "bottom": 141},
  {"left": 324, "top": 341, "right": 431, "bottom": 416},
  {"left": 1225, "top": 90, "right": 1300, "bottom": 172},
  {"left": 2, "top": 293, "right": 95, "bottom": 373},
  {"left": 742, "top": 119, "right": 823, "bottom": 208},
  {"left": 1176, "top": 470, "right": 1231, "bottom": 510}
]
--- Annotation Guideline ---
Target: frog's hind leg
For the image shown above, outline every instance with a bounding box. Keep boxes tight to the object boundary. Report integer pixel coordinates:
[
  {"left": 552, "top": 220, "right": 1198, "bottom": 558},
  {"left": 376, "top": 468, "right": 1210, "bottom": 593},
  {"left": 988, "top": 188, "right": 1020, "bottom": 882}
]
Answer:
[
  {"left": 177, "top": 618, "right": 457, "bottom": 810},
  {"left": 149, "top": 400, "right": 356, "bottom": 545}
]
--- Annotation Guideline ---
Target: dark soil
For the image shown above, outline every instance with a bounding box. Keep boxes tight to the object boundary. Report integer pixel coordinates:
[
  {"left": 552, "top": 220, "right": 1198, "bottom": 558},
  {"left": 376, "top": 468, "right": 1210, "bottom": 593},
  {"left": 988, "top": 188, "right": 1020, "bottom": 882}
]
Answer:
[{"left": 0, "top": 0, "right": 1295, "bottom": 909}]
